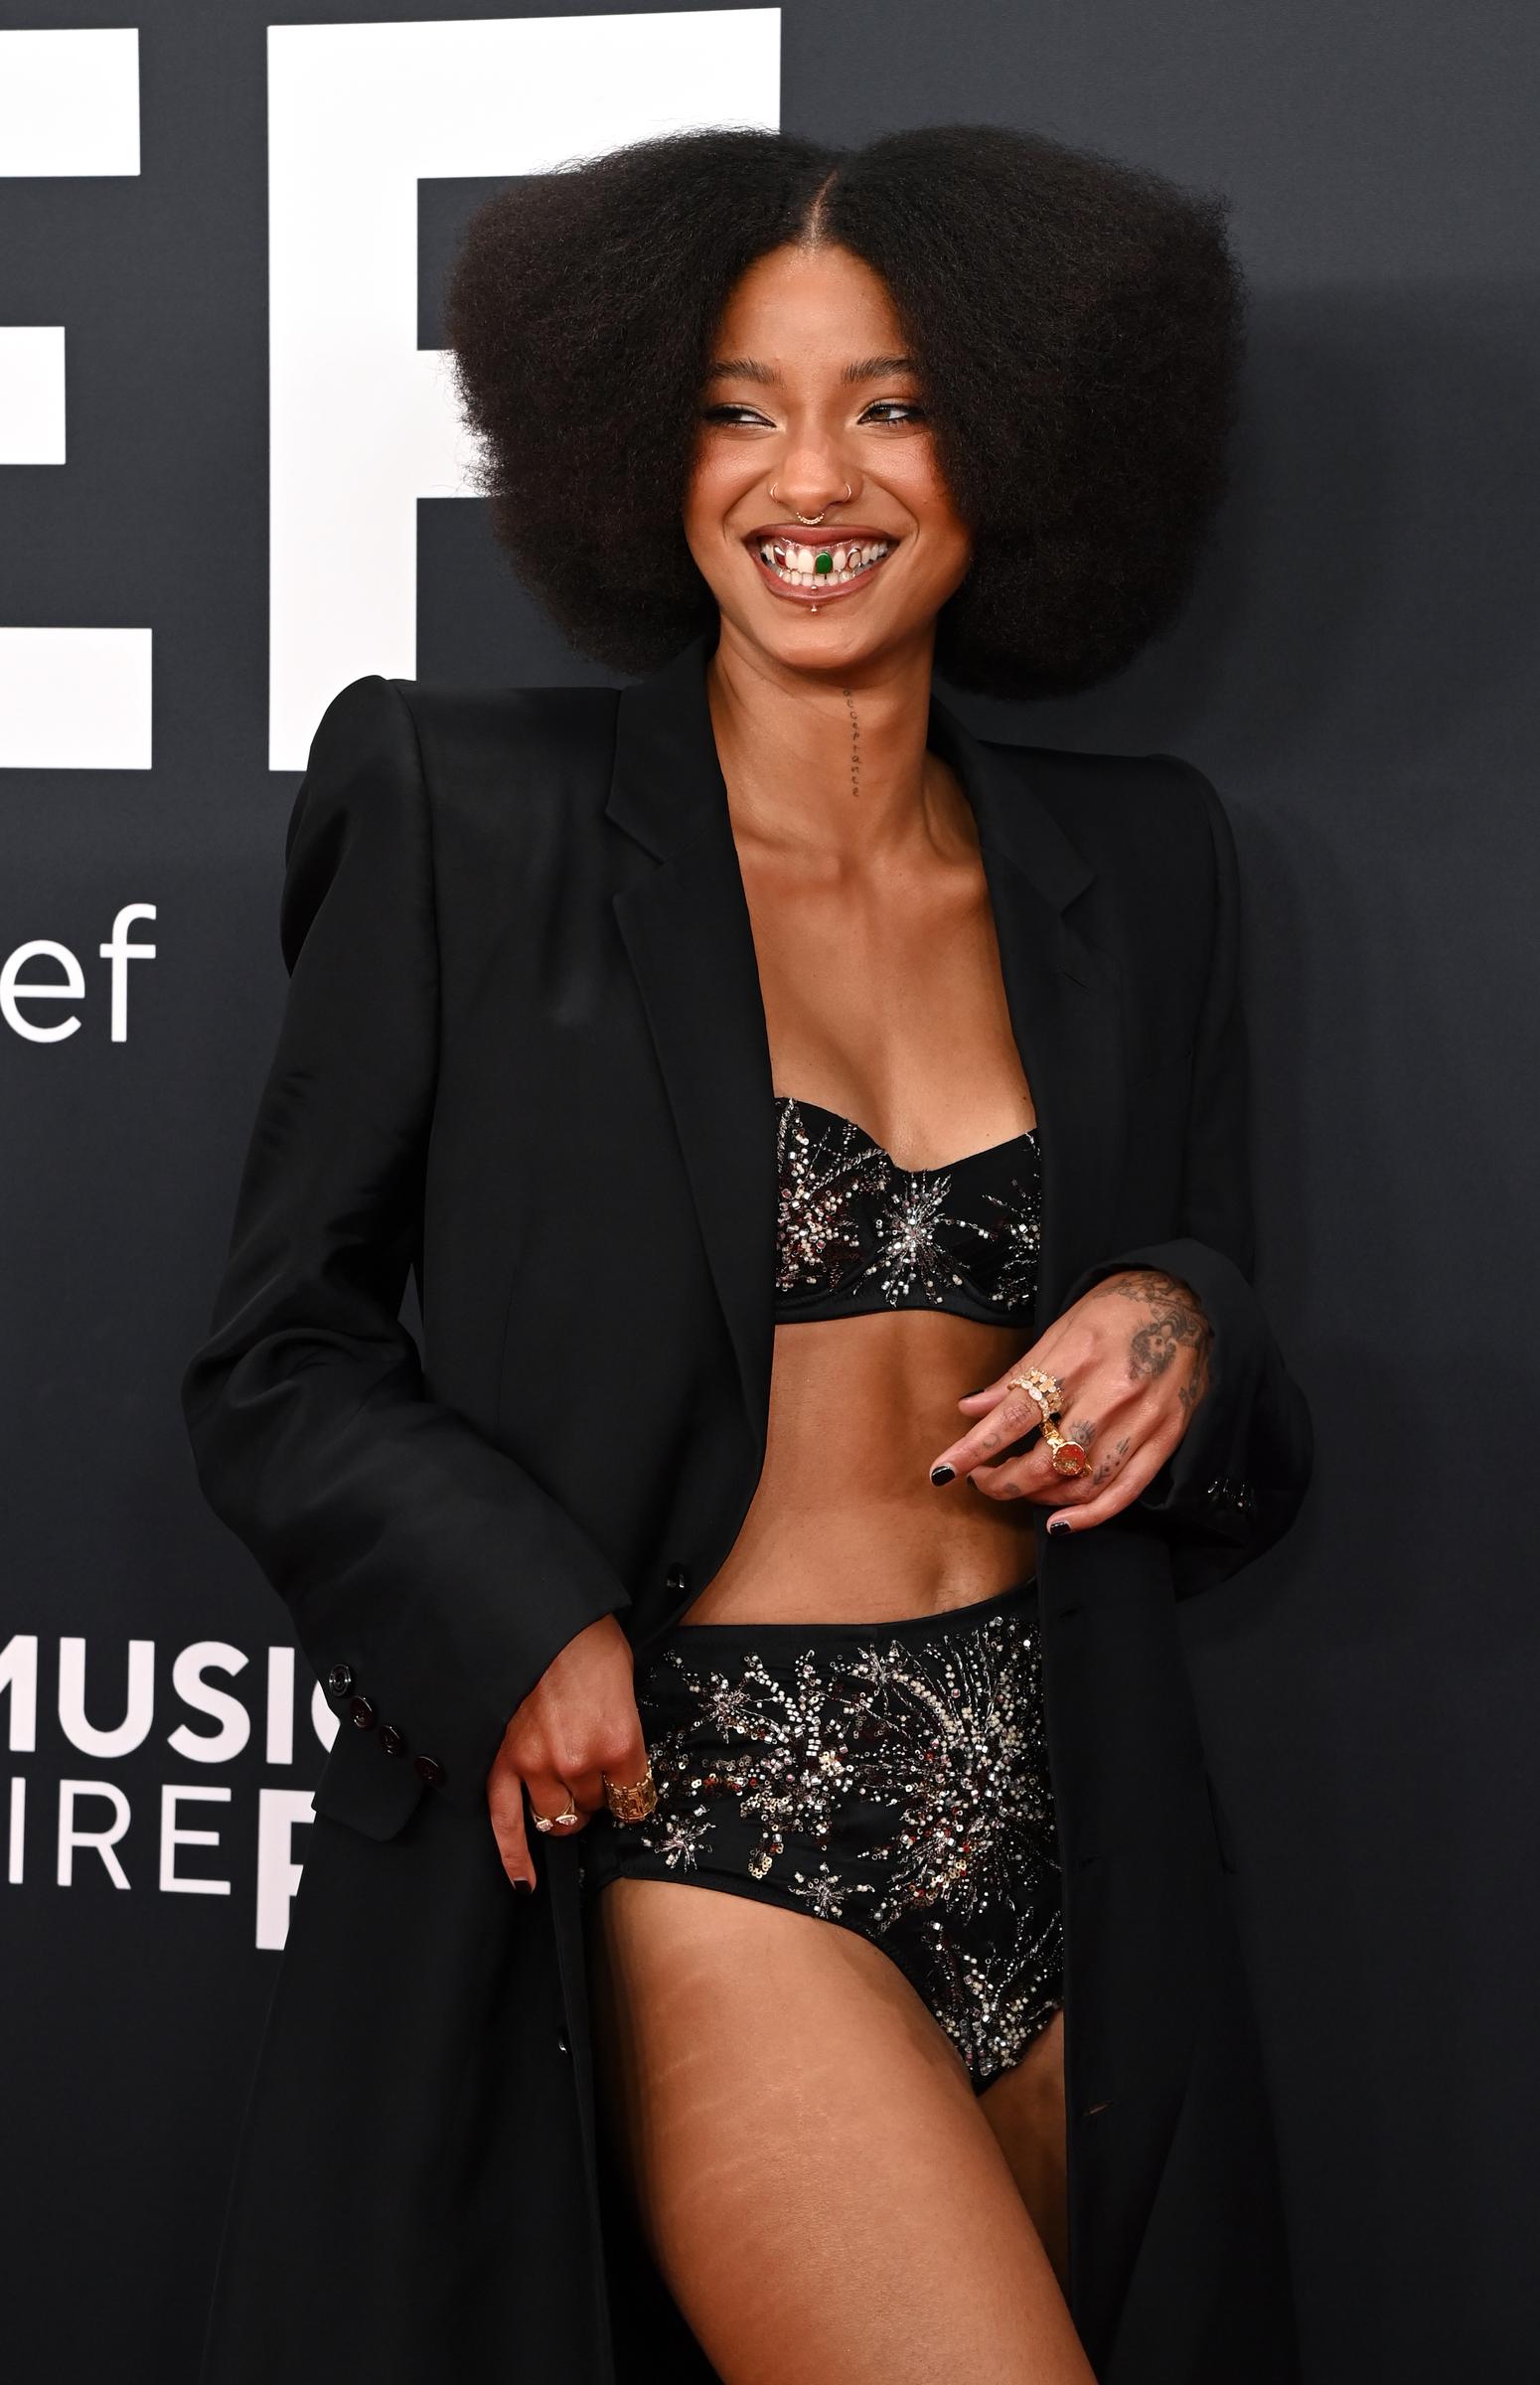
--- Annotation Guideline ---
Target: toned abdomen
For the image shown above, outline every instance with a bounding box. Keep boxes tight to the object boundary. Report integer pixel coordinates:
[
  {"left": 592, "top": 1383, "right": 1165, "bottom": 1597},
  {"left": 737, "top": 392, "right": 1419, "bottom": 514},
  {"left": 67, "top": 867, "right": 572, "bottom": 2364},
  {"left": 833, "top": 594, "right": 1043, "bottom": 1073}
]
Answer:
[{"left": 678, "top": 1309, "right": 1038, "bottom": 1628}]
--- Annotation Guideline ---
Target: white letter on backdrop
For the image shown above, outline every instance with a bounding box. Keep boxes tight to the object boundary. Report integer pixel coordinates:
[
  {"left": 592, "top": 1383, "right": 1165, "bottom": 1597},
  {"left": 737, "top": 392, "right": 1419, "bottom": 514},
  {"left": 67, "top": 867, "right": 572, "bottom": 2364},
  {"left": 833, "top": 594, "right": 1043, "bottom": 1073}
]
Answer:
[
  {"left": 0, "top": 31, "right": 150, "bottom": 767},
  {"left": 267, "top": 9, "right": 780, "bottom": 765}
]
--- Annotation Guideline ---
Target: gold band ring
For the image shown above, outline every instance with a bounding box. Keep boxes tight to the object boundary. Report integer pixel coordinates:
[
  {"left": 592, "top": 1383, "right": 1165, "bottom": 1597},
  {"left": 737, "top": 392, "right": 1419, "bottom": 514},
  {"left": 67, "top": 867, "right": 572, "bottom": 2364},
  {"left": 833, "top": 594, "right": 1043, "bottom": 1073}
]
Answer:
[
  {"left": 602, "top": 1761, "right": 659, "bottom": 1824},
  {"left": 532, "top": 1795, "right": 581, "bottom": 1834}
]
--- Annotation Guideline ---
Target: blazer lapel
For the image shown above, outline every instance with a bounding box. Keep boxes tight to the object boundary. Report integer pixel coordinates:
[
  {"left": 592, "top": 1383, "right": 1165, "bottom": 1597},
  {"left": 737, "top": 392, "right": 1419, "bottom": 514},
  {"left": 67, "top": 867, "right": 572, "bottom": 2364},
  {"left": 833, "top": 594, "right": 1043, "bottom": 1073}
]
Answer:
[
  {"left": 925, "top": 695, "right": 1129, "bottom": 1326},
  {"left": 607, "top": 638, "right": 779, "bottom": 1444},
  {"left": 605, "top": 632, "right": 1128, "bottom": 1461}
]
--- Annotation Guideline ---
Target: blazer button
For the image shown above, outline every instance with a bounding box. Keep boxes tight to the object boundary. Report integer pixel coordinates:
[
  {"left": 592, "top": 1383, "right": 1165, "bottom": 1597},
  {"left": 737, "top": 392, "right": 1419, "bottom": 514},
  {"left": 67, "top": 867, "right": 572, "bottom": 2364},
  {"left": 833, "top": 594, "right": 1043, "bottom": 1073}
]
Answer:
[
  {"left": 414, "top": 1753, "right": 445, "bottom": 1788},
  {"left": 325, "top": 1662, "right": 354, "bottom": 1698},
  {"left": 349, "top": 1694, "right": 377, "bottom": 1730},
  {"left": 379, "top": 1723, "right": 405, "bottom": 1757},
  {"left": 666, "top": 1563, "right": 690, "bottom": 1593}
]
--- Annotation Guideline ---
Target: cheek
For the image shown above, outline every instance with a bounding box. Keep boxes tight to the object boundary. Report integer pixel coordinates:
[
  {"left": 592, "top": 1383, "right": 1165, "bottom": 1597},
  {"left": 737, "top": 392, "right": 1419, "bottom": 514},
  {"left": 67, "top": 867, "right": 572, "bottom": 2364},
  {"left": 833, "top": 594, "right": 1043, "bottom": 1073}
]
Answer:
[
  {"left": 899, "top": 451, "right": 972, "bottom": 570},
  {"left": 681, "top": 446, "right": 744, "bottom": 572},
  {"left": 684, "top": 433, "right": 745, "bottom": 515}
]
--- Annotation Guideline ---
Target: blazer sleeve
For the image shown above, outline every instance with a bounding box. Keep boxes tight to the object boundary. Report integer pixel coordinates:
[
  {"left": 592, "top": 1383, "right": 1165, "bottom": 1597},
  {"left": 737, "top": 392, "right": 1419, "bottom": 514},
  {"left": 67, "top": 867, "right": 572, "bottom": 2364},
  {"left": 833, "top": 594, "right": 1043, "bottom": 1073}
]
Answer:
[
  {"left": 1056, "top": 757, "right": 1313, "bottom": 1598},
  {"left": 180, "top": 674, "right": 633, "bottom": 1827}
]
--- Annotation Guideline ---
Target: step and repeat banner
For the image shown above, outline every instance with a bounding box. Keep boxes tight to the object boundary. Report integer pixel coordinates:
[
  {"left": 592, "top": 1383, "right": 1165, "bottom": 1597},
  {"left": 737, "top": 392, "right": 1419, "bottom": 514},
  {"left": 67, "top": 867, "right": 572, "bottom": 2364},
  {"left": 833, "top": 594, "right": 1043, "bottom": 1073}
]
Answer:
[{"left": 4, "top": 5, "right": 1535, "bottom": 2379}]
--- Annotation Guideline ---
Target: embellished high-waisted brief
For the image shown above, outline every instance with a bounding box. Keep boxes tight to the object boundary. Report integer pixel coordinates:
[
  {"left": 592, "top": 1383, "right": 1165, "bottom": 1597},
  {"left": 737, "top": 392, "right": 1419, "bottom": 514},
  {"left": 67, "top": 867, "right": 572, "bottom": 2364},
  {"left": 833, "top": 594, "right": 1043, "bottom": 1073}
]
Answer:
[{"left": 579, "top": 1578, "right": 1064, "bottom": 2091}]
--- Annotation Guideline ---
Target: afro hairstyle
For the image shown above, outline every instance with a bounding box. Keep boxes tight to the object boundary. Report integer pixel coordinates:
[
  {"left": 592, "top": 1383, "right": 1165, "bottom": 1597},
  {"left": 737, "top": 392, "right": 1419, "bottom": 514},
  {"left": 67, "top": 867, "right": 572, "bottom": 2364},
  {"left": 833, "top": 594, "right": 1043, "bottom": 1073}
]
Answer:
[{"left": 443, "top": 122, "right": 1247, "bottom": 699}]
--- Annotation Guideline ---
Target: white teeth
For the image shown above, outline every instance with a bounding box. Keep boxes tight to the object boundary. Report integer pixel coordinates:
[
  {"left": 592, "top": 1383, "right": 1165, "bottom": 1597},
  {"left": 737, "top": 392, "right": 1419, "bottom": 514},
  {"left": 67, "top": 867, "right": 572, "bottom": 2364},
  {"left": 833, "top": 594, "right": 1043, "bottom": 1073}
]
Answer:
[{"left": 754, "top": 537, "right": 891, "bottom": 588}]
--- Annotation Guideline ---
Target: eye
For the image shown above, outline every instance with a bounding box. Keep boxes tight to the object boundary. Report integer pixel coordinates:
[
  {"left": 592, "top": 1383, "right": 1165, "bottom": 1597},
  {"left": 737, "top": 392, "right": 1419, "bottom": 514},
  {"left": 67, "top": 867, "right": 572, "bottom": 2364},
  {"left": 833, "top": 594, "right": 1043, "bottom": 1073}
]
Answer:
[{"left": 697, "top": 398, "right": 928, "bottom": 427}]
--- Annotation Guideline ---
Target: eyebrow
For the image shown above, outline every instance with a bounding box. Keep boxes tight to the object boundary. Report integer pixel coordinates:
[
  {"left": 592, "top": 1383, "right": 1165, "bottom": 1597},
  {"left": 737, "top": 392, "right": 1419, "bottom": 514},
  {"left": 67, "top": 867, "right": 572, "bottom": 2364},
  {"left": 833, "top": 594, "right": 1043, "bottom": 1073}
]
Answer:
[{"left": 703, "top": 354, "right": 919, "bottom": 387}]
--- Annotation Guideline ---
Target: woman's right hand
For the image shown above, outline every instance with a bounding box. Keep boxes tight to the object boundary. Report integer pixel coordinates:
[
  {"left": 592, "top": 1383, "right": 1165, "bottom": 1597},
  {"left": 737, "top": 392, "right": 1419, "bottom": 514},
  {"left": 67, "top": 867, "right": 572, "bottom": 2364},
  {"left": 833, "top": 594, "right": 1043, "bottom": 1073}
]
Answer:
[{"left": 486, "top": 1612, "right": 647, "bottom": 1893}]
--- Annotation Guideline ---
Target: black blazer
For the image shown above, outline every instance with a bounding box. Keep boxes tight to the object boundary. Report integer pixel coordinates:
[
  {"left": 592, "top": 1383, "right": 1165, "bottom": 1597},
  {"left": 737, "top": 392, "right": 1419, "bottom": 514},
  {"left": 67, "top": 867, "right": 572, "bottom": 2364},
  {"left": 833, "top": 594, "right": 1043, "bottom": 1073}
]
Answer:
[{"left": 182, "top": 628, "right": 1312, "bottom": 2385}]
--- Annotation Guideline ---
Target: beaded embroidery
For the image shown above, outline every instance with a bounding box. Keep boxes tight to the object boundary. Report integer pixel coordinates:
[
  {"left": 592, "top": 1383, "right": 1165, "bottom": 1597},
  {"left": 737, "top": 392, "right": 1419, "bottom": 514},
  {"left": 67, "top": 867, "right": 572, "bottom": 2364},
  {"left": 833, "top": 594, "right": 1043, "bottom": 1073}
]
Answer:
[
  {"left": 773, "top": 1094, "right": 1042, "bottom": 1325},
  {"left": 615, "top": 1593, "right": 1064, "bottom": 2088}
]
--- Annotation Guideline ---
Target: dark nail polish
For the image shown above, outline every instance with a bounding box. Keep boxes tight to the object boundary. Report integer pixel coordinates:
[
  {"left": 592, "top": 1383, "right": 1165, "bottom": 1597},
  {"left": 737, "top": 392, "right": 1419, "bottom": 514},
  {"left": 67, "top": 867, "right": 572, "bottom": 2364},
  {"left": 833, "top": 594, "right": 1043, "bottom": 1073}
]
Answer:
[
  {"left": 930, "top": 1463, "right": 955, "bottom": 1486},
  {"left": 1046, "top": 1516, "right": 1072, "bottom": 1535},
  {"left": 513, "top": 1877, "right": 535, "bottom": 1893}
]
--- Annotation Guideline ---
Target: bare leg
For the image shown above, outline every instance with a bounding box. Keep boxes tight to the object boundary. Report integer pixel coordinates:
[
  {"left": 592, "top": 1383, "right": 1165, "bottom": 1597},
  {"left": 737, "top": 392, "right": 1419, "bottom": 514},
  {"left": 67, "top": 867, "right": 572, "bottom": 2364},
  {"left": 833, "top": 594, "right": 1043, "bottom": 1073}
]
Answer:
[
  {"left": 978, "top": 2009, "right": 1071, "bottom": 2299},
  {"left": 588, "top": 1879, "right": 1095, "bottom": 2385}
]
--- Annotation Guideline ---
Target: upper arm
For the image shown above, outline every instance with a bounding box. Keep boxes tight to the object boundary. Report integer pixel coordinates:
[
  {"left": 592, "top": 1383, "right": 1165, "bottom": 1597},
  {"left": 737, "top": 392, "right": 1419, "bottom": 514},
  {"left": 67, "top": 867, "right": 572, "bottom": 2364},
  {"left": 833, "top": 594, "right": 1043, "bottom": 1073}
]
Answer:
[{"left": 184, "top": 671, "right": 440, "bottom": 1521}]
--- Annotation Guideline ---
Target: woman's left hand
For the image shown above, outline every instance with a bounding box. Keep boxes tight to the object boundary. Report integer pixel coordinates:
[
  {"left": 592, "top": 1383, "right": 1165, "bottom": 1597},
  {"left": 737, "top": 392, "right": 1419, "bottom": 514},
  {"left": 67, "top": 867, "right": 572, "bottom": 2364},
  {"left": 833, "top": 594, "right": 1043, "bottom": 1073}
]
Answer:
[{"left": 927, "top": 1266, "right": 1214, "bottom": 1531}]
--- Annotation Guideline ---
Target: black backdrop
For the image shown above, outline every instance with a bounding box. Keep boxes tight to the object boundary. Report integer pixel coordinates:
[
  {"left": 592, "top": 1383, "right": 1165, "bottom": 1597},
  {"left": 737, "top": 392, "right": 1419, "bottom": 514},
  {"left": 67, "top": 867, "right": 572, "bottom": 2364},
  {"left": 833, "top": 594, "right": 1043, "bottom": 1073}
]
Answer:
[{"left": 4, "top": 4, "right": 1536, "bottom": 2378}]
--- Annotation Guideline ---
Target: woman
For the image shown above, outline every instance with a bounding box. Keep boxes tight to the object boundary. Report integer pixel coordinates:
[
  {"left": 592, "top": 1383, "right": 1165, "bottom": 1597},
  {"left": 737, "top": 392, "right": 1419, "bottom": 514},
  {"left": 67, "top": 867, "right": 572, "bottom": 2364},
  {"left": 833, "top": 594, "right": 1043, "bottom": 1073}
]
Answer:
[{"left": 182, "top": 126, "right": 1311, "bottom": 2385}]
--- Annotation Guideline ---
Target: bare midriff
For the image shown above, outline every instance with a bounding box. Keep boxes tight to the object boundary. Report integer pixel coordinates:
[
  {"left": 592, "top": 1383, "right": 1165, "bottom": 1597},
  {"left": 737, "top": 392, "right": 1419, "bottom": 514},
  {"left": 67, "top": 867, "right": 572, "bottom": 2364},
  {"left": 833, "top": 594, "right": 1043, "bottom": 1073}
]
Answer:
[
  {"left": 673, "top": 731, "right": 1041, "bottom": 1633},
  {"left": 675, "top": 1307, "right": 1039, "bottom": 1629}
]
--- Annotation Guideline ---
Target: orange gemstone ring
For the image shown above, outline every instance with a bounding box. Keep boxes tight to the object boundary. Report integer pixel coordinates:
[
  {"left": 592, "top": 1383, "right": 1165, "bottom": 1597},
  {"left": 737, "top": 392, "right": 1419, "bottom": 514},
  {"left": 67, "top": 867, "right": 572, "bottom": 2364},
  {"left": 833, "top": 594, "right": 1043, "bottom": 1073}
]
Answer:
[{"left": 1040, "top": 1417, "right": 1092, "bottom": 1478}]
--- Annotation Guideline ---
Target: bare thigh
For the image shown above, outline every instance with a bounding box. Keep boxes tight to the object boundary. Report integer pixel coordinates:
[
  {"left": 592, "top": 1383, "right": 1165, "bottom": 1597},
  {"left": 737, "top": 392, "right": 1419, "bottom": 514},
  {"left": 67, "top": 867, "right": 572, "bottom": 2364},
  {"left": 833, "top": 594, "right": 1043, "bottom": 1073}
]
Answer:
[
  {"left": 979, "top": 2009, "right": 1071, "bottom": 2299},
  {"left": 587, "top": 1878, "right": 1095, "bottom": 2385}
]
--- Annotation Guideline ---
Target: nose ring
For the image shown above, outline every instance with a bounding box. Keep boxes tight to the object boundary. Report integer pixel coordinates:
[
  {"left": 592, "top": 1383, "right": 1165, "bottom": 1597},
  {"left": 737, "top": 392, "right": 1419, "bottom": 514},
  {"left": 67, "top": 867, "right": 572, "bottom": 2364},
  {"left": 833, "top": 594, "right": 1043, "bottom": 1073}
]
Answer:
[{"left": 769, "top": 481, "right": 853, "bottom": 527}]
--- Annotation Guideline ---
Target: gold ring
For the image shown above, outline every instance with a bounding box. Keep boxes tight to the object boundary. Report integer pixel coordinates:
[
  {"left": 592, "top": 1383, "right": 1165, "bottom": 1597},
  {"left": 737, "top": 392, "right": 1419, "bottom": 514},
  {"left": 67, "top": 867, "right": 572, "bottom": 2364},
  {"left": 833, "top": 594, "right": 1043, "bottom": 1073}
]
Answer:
[
  {"left": 532, "top": 1796, "right": 581, "bottom": 1834},
  {"left": 602, "top": 1761, "right": 659, "bottom": 1825},
  {"left": 1039, "top": 1416, "right": 1092, "bottom": 1477},
  {"left": 1008, "top": 1368, "right": 1064, "bottom": 1418}
]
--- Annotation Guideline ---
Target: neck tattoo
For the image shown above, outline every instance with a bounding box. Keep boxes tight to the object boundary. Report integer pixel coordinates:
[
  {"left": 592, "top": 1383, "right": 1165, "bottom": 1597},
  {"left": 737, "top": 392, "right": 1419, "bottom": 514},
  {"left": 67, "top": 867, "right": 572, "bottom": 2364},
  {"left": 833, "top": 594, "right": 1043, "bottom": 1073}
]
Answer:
[{"left": 843, "top": 687, "right": 860, "bottom": 800}]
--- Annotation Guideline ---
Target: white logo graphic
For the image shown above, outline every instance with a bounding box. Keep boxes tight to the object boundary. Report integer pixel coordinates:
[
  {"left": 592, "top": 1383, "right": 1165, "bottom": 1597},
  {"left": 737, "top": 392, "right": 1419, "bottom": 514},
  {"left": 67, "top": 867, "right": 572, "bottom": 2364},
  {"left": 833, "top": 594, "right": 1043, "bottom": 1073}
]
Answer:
[
  {"left": 268, "top": 10, "right": 780, "bottom": 765},
  {"left": 3, "top": 1633, "right": 341, "bottom": 1952},
  {"left": 0, "top": 31, "right": 151, "bottom": 768}
]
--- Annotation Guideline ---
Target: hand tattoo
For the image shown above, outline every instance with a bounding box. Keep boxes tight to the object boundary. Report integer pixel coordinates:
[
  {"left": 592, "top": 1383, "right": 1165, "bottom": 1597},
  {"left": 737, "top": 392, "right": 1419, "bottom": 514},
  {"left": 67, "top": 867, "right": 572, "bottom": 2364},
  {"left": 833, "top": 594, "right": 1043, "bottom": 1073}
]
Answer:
[{"left": 1103, "top": 1268, "right": 1212, "bottom": 1392}]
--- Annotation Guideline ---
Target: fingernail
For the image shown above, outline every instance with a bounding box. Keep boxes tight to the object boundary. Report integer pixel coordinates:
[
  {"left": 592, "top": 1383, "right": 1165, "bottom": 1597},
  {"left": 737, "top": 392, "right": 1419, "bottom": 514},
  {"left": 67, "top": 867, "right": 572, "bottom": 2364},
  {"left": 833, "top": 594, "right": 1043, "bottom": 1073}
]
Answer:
[
  {"left": 513, "top": 1877, "right": 535, "bottom": 1893},
  {"left": 930, "top": 1463, "right": 955, "bottom": 1486},
  {"left": 1046, "top": 1517, "right": 1072, "bottom": 1536}
]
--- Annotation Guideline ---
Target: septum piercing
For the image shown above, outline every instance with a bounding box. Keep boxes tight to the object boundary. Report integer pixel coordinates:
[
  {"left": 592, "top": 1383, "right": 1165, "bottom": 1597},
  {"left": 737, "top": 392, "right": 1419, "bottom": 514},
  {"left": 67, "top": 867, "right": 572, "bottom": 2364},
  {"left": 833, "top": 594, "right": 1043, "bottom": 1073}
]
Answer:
[{"left": 769, "top": 481, "right": 853, "bottom": 526}]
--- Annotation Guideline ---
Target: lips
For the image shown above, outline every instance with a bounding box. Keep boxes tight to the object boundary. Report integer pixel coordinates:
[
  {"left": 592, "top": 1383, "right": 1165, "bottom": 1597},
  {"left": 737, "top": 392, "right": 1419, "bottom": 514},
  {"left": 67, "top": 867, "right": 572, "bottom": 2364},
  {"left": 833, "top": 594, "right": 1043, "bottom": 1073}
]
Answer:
[{"left": 744, "top": 523, "right": 897, "bottom": 546}]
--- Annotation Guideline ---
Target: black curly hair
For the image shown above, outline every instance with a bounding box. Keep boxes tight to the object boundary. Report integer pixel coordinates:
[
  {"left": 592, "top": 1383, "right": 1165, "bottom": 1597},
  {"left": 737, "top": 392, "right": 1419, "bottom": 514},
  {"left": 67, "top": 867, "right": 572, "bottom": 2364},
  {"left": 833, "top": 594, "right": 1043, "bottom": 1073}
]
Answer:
[{"left": 443, "top": 123, "right": 1247, "bottom": 699}]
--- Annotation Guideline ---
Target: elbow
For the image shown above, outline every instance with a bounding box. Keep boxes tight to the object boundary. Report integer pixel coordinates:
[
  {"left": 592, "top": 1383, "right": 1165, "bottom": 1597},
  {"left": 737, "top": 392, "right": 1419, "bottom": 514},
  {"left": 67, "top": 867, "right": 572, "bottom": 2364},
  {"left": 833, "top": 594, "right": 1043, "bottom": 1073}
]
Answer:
[{"left": 179, "top": 1334, "right": 259, "bottom": 1528}]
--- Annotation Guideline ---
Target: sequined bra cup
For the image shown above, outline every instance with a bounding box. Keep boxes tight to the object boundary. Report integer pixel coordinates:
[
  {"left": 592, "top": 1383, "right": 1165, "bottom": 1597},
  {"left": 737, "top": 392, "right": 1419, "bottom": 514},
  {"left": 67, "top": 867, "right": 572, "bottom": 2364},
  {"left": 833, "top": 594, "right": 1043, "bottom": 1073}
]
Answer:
[{"left": 773, "top": 1093, "right": 1043, "bottom": 1326}]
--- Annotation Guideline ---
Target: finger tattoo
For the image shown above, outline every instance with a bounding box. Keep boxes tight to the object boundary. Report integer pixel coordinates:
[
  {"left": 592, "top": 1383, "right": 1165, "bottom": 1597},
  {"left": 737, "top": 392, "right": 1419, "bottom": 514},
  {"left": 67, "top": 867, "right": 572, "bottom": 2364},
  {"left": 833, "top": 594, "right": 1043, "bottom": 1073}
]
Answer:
[{"left": 1091, "top": 1434, "right": 1132, "bottom": 1486}]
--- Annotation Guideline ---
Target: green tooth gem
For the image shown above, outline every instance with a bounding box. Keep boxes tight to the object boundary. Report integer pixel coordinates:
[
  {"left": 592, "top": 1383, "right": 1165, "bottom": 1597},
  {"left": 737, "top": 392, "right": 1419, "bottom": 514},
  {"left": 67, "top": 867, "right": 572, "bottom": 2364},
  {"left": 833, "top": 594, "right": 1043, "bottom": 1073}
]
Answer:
[{"left": 814, "top": 551, "right": 833, "bottom": 573}]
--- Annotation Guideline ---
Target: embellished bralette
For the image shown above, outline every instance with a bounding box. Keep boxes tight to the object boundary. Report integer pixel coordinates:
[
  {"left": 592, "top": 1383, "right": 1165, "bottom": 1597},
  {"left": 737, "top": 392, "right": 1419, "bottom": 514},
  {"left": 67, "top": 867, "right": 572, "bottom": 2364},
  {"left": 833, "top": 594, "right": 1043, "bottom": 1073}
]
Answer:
[{"left": 773, "top": 1093, "right": 1042, "bottom": 1327}]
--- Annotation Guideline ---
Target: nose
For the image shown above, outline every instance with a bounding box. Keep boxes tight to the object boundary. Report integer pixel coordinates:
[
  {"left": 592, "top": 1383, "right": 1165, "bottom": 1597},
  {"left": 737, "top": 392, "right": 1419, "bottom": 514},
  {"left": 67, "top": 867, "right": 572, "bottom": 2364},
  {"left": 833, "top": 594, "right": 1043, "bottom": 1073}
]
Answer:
[{"left": 771, "top": 447, "right": 855, "bottom": 520}]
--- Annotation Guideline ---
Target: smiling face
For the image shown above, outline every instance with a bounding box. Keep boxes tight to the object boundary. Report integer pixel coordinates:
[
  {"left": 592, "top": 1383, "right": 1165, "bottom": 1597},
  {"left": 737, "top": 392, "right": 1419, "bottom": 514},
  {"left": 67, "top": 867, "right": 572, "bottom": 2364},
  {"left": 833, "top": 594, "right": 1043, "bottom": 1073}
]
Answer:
[{"left": 683, "top": 241, "right": 974, "bottom": 675}]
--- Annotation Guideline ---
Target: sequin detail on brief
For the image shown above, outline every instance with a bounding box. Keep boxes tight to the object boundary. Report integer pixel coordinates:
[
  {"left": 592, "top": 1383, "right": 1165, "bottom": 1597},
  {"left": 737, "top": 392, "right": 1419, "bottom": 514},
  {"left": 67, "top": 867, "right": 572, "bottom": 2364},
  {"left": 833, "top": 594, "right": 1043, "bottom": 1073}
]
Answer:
[{"left": 600, "top": 1591, "right": 1063, "bottom": 2089}]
